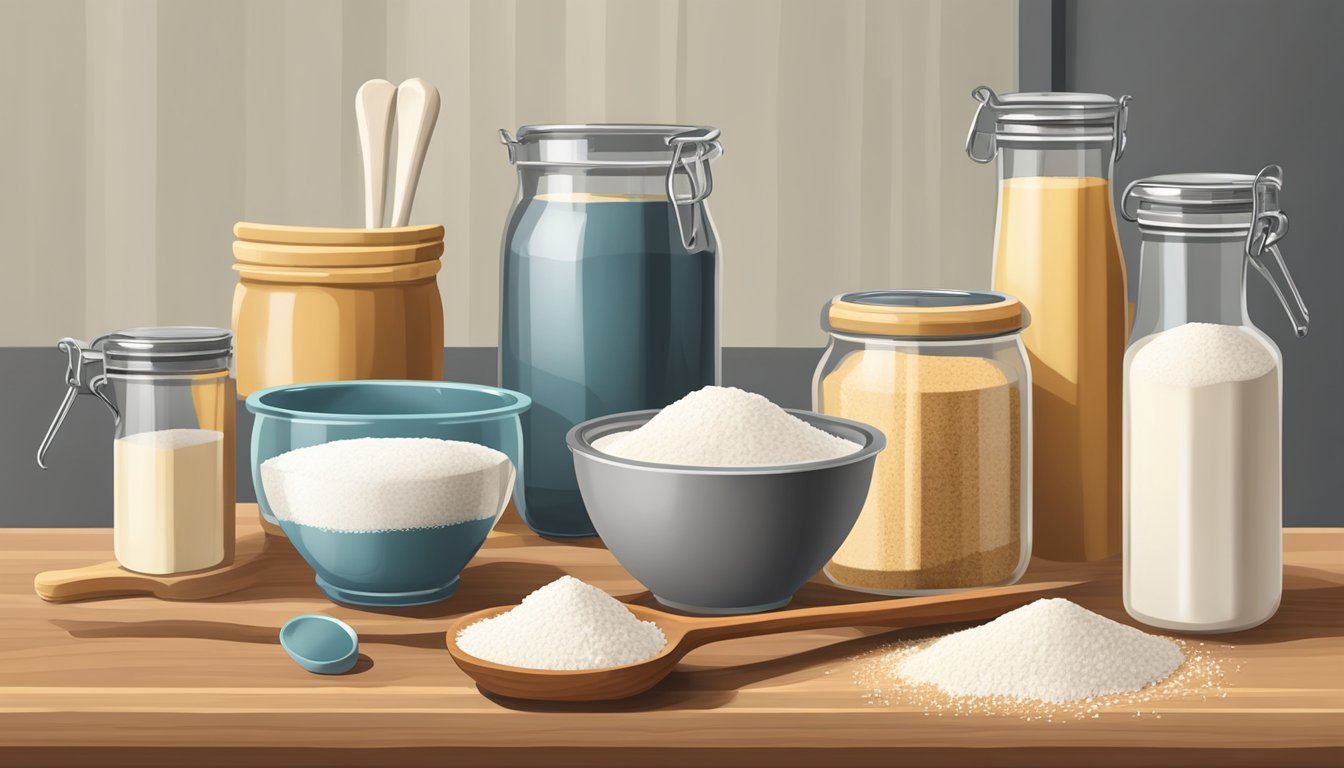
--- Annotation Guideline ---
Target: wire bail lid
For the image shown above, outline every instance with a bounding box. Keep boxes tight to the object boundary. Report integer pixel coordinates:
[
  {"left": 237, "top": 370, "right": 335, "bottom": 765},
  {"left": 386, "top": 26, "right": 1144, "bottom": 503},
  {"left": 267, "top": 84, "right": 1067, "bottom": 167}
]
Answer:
[
  {"left": 965, "top": 87, "right": 1132, "bottom": 164},
  {"left": 1121, "top": 166, "right": 1309, "bottom": 338},
  {"left": 498, "top": 124, "right": 722, "bottom": 250}
]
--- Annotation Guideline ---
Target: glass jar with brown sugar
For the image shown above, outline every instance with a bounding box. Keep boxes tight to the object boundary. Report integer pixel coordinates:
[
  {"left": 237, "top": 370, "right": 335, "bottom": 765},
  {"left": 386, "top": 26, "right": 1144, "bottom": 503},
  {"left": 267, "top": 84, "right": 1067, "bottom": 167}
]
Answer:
[{"left": 813, "top": 290, "right": 1032, "bottom": 594}]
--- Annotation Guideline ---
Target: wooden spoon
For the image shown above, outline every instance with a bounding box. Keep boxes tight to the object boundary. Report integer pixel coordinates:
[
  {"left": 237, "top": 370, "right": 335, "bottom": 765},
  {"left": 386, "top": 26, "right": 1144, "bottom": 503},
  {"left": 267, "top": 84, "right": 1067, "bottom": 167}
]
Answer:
[{"left": 446, "top": 579, "right": 1080, "bottom": 701}]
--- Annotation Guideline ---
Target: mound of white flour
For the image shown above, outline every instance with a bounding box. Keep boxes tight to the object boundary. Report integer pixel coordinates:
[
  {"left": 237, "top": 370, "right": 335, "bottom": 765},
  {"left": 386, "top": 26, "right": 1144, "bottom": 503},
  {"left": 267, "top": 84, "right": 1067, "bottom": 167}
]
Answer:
[{"left": 592, "top": 386, "right": 859, "bottom": 467}]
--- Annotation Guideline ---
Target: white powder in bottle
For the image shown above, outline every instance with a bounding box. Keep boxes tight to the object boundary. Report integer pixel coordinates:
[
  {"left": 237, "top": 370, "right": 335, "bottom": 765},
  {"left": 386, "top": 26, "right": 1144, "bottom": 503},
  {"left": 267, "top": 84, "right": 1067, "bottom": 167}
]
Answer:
[
  {"left": 259, "top": 437, "right": 512, "bottom": 532},
  {"left": 456, "top": 576, "right": 667, "bottom": 670},
  {"left": 592, "top": 386, "right": 859, "bottom": 466},
  {"left": 1126, "top": 322, "right": 1282, "bottom": 632},
  {"left": 896, "top": 598, "right": 1184, "bottom": 704}
]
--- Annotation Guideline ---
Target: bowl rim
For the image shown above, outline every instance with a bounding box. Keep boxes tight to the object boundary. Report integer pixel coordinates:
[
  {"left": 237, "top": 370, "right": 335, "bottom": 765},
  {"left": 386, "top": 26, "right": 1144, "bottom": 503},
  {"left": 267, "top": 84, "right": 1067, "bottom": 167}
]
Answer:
[
  {"left": 245, "top": 379, "right": 532, "bottom": 423},
  {"left": 566, "top": 408, "right": 886, "bottom": 476}
]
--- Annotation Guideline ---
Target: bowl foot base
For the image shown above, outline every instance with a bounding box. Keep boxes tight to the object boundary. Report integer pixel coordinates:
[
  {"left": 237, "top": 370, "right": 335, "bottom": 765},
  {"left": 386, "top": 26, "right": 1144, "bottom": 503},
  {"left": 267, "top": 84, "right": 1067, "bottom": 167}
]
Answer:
[
  {"left": 315, "top": 575, "right": 460, "bottom": 607},
  {"left": 654, "top": 595, "right": 791, "bottom": 615}
]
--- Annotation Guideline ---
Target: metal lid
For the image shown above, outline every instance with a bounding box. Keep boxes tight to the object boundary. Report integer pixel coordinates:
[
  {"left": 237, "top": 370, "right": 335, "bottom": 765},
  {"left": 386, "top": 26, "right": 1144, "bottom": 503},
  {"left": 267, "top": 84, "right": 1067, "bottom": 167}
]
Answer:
[
  {"left": 1121, "top": 165, "right": 1309, "bottom": 338},
  {"left": 966, "top": 86, "right": 1132, "bottom": 163},
  {"left": 1120, "top": 172, "right": 1274, "bottom": 232},
  {"left": 990, "top": 91, "right": 1126, "bottom": 124},
  {"left": 500, "top": 123, "right": 723, "bottom": 252},
  {"left": 96, "top": 326, "right": 233, "bottom": 373},
  {"left": 823, "top": 290, "right": 1026, "bottom": 339},
  {"left": 500, "top": 123, "right": 722, "bottom": 168}
]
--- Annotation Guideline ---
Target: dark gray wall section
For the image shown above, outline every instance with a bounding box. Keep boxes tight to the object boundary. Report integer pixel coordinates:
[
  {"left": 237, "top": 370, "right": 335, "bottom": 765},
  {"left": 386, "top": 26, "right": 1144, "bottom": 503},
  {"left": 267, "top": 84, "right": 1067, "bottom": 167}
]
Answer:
[
  {"left": 1064, "top": 0, "right": 1343, "bottom": 526},
  {"left": 1018, "top": 0, "right": 1061, "bottom": 92},
  {"left": 0, "top": 347, "right": 822, "bottom": 527}
]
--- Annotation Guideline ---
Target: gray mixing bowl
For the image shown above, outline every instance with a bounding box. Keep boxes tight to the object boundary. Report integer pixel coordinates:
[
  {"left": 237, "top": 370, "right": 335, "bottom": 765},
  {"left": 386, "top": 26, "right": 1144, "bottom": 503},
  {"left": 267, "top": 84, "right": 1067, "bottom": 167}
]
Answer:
[{"left": 567, "top": 409, "right": 885, "bottom": 614}]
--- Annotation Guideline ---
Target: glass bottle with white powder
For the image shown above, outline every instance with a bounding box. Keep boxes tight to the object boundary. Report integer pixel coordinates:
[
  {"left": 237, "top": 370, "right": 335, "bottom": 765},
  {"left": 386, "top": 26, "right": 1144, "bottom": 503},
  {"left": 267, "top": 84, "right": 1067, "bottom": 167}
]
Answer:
[
  {"left": 37, "top": 328, "right": 236, "bottom": 575},
  {"left": 1120, "top": 167, "right": 1309, "bottom": 633}
]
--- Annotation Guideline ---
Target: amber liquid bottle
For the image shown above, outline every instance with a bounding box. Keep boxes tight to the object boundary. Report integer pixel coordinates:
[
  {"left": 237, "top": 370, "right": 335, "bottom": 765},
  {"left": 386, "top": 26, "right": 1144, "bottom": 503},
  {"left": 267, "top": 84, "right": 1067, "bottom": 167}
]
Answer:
[{"left": 968, "top": 89, "right": 1131, "bottom": 561}]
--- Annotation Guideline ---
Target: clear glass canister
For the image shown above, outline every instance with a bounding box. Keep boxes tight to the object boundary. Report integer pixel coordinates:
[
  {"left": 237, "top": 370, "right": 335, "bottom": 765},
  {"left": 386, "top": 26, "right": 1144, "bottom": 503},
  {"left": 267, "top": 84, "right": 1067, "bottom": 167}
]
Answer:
[
  {"left": 813, "top": 290, "right": 1032, "bottom": 594},
  {"left": 1120, "top": 167, "right": 1308, "bottom": 633},
  {"left": 498, "top": 124, "right": 722, "bottom": 538},
  {"left": 37, "top": 327, "right": 237, "bottom": 575},
  {"left": 966, "top": 88, "right": 1131, "bottom": 562}
]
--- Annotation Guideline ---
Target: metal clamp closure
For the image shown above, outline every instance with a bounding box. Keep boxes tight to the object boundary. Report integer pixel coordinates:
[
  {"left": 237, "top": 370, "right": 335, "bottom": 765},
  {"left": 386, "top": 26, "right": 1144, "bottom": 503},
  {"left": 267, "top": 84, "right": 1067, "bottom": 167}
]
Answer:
[
  {"left": 964, "top": 86, "right": 1001, "bottom": 164},
  {"left": 498, "top": 129, "right": 519, "bottom": 165},
  {"left": 665, "top": 127, "right": 721, "bottom": 250},
  {"left": 36, "top": 337, "right": 119, "bottom": 469},
  {"left": 1119, "top": 178, "right": 1142, "bottom": 222},
  {"left": 1245, "top": 165, "right": 1309, "bottom": 337},
  {"left": 1112, "top": 95, "right": 1132, "bottom": 163}
]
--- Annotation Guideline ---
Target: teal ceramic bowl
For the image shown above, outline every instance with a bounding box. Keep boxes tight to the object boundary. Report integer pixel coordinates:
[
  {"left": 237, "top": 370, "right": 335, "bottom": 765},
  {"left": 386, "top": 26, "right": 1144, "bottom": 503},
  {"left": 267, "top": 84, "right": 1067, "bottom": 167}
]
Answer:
[{"left": 245, "top": 380, "right": 530, "bottom": 607}]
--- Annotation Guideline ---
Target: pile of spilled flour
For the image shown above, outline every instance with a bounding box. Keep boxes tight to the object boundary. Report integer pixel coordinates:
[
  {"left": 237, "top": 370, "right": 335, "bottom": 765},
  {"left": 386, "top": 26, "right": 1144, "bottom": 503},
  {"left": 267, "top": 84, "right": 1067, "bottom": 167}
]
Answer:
[
  {"left": 896, "top": 599, "right": 1184, "bottom": 703},
  {"left": 855, "top": 598, "right": 1223, "bottom": 719},
  {"left": 456, "top": 576, "right": 666, "bottom": 670},
  {"left": 592, "top": 386, "right": 859, "bottom": 466},
  {"left": 260, "top": 437, "right": 512, "bottom": 532}
]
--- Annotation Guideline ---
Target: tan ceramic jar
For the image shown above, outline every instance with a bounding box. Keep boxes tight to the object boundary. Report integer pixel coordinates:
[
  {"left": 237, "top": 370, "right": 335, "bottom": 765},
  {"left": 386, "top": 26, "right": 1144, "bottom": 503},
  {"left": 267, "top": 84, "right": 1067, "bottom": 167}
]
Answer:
[{"left": 231, "top": 223, "right": 445, "bottom": 396}]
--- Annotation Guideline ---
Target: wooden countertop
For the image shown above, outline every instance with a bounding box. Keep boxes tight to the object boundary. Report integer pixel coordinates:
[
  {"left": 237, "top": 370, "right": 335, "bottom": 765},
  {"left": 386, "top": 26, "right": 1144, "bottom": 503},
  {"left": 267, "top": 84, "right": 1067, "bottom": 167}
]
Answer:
[{"left": 1, "top": 505, "right": 1340, "bottom": 767}]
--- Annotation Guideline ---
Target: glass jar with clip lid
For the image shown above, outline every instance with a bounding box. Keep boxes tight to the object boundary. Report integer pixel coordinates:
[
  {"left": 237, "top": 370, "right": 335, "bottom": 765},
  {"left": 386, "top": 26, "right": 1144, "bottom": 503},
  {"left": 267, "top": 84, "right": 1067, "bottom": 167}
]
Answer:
[
  {"left": 965, "top": 87, "right": 1133, "bottom": 563},
  {"left": 1121, "top": 165, "right": 1309, "bottom": 633},
  {"left": 497, "top": 124, "right": 723, "bottom": 538},
  {"left": 36, "top": 327, "right": 236, "bottom": 575}
]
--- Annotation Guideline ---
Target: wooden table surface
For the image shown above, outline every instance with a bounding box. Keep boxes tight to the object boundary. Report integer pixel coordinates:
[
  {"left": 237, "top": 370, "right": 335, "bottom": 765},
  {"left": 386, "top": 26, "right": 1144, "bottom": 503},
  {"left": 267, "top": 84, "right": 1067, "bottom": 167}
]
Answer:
[{"left": 1, "top": 504, "right": 1340, "bottom": 767}]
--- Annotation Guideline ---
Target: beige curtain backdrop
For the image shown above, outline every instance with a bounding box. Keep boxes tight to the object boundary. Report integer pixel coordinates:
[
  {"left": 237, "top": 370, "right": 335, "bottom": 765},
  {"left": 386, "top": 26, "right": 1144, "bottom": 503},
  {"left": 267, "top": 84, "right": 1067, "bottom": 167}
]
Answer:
[{"left": 0, "top": 0, "right": 1016, "bottom": 348}]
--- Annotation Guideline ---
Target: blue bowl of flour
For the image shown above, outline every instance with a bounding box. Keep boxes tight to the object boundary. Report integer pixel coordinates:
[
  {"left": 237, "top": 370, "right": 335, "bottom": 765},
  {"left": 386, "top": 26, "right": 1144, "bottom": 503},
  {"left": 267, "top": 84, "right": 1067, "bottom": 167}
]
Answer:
[{"left": 245, "top": 381, "right": 529, "bottom": 606}]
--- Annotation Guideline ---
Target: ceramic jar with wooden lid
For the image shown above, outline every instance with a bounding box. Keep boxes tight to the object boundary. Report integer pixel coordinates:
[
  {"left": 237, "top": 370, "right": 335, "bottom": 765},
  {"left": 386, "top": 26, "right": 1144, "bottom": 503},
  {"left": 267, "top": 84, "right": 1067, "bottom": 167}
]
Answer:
[{"left": 231, "top": 222, "right": 445, "bottom": 396}]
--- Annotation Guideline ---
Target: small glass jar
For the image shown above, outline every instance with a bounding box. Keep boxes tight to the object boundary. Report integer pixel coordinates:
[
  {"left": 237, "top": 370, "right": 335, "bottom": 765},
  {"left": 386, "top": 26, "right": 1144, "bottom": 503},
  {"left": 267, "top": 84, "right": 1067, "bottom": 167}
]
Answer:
[
  {"left": 813, "top": 290, "right": 1032, "bottom": 594},
  {"left": 38, "top": 327, "right": 236, "bottom": 575}
]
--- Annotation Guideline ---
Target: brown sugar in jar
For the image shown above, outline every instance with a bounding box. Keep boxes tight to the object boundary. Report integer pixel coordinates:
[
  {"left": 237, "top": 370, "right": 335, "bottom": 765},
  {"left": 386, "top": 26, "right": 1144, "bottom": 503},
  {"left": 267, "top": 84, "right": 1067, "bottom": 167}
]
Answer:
[{"left": 812, "top": 290, "right": 1031, "bottom": 594}]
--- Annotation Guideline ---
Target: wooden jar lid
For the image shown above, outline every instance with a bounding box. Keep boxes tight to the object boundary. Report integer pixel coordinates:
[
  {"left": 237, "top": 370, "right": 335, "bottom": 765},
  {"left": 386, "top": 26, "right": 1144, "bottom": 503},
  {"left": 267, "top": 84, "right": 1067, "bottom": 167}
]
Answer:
[
  {"left": 825, "top": 290, "right": 1026, "bottom": 339},
  {"left": 233, "top": 222, "right": 444, "bottom": 246},
  {"left": 232, "top": 222, "right": 445, "bottom": 268}
]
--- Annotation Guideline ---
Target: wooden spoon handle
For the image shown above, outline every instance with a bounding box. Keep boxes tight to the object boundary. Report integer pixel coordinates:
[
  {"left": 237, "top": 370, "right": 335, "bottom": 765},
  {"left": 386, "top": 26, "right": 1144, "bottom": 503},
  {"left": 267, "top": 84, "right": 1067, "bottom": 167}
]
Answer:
[{"left": 679, "top": 580, "right": 1081, "bottom": 649}]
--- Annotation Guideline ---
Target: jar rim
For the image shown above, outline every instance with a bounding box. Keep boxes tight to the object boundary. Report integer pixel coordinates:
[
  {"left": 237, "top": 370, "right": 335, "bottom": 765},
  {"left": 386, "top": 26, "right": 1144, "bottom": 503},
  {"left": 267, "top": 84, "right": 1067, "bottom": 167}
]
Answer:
[
  {"left": 504, "top": 123, "right": 723, "bottom": 168},
  {"left": 823, "top": 290, "right": 1026, "bottom": 339}
]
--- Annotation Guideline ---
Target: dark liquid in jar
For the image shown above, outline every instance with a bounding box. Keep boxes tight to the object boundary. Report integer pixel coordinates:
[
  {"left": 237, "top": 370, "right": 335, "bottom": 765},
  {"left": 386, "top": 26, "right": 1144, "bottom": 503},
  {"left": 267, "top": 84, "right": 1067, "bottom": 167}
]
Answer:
[{"left": 501, "top": 193, "right": 717, "bottom": 537}]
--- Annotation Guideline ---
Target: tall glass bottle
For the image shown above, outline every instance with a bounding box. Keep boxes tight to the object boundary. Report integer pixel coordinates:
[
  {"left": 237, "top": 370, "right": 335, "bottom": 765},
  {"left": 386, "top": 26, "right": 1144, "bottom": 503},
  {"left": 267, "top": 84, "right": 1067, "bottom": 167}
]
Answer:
[
  {"left": 1121, "top": 167, "right": 1308, "bottom": 632},
  {"left": 498, "top": 125, "right": 722, "bottom": 538},
  {"left": 965, "top": 88, "right": 1132, "bottom": 562}
]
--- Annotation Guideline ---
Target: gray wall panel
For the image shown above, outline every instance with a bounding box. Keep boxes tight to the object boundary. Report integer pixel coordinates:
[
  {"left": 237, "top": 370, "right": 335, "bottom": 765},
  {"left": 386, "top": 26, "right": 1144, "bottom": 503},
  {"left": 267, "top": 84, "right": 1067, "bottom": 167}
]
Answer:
[{"left": 1064, "top": 0, "right": 1343, "bottom": 526}]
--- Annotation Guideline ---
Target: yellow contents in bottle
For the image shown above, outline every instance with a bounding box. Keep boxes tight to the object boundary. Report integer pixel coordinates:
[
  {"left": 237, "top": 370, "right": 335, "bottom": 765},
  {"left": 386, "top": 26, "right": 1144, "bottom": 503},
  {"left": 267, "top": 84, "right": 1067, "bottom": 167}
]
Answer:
[{"left": 994, "top": 176, "right": 1127, "bottom": 562}]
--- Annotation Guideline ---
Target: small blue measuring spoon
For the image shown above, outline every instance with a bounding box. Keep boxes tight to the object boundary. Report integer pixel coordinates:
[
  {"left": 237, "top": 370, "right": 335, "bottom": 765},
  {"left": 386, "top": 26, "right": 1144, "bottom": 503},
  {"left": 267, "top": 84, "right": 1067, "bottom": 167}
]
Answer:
[{"left": 280, "top": 615, "right": 359, "bottom": 675}]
